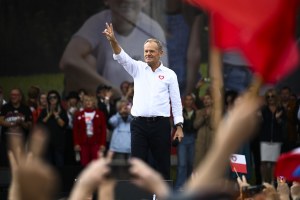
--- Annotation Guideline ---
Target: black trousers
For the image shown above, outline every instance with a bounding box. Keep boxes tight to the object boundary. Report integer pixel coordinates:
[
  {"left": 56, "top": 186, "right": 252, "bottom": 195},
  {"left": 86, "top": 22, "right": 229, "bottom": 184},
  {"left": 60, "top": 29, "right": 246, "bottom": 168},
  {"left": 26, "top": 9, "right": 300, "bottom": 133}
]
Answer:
[{"left": 131, "top": 117, "right": 171, "bottom": 179}]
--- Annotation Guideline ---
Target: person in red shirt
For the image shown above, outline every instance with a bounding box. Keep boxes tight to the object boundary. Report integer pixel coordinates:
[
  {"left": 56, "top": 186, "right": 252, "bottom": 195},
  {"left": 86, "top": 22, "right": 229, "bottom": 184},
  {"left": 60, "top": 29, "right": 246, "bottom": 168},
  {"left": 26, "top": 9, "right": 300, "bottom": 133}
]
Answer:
[{"left": 73, "top": 94, "right": 107, "bottom": 166}]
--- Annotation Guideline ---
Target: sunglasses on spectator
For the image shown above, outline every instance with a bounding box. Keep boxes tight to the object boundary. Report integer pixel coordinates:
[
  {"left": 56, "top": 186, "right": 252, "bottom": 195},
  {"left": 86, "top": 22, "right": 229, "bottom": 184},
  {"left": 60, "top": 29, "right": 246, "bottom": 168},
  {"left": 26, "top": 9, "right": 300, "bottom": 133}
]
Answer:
[{"left": 48, "top": 95, "right": 57, "bottom": 100}]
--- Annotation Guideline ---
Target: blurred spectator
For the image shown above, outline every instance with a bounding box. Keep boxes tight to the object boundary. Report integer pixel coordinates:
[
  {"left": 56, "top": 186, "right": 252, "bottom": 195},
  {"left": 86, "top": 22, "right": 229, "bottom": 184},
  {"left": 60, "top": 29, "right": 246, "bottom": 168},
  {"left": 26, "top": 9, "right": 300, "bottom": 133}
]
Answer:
[
  {"left": 64, "top": 91, "right": 80, "bottom": 165},
  {"left": 119, "top": 80, "right": 130, "bottom": 100},
  {"left": 280, "top": 86, "right": 299, "bottom": 152},
  {"left": 60, "top": 0, "right": 168, "bottom": 96},
  {"left": 27, "top": 85, "right": 41, "bottom": 112},
  {"left": 96, "top": 84, "right": 117, "bottom": 149},
  {"left": 32, "top": 91, "right": 48, "bottom": 124},
  {"left": 73, "top": 94, "right": 106, "bottom": 166},
  {"left": 108, "top": 99, "right": 133, "bottom": 158},
  {"left": 96, "top": 84, "right": 116, "bottom": 121},
  {"left": 175, "top": 94, "right": 197, "bottom": 190},
  {"left": 193, "top": 93, "right": 214, "bottom": 168},
  {"left": 0, "top": 86, "right": 7, "bottom": 110},
  {"left": 259, "top": 88, "right": 285, "bottom": 183},
  {"left": 77, "top": 88, "right": 87, "bottom": 111},
  {"left": 0, "top": 86, "right": 7, "bottom": 142},
  {"left": 0, "top": 88, "right": 32, "bottom": 167},
  {"left": 38, "top": 90, "right": 68, "bottom": 168}
]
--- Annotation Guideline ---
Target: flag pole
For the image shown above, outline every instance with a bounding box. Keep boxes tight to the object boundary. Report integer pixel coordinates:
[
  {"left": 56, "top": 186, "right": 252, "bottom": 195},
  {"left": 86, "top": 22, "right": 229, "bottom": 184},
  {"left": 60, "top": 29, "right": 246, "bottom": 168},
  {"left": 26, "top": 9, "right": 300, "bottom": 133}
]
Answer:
[
  {"left": 233, "top": 167, "right": 240, "bottom": 179},
  {"left": 209, "top": 46, "right": 223, "bottom": 129}
]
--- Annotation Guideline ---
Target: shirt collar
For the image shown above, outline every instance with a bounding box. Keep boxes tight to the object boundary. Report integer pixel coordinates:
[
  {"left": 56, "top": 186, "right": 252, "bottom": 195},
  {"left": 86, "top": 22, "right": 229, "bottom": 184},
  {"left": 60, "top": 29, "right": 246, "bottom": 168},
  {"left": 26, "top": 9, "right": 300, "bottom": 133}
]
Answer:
[{"left": 145, "top": 61, "right": 166, "bottom": 72}]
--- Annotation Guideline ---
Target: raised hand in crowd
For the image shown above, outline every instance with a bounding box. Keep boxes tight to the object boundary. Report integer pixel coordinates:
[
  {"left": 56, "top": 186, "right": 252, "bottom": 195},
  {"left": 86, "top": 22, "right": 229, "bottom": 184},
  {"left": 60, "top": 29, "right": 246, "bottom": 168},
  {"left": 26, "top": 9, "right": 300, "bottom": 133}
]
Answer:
[
  {"left": 129, "top": 158, "right": 171, "bottom": 199},
  {"left": 262, "top": 183, "right": 280, "bottom": 200},
  {"left": 276, "top": 178, "right": 290, "bottom": 200},
  {"left": 185, "top": 91, "right": 261, "bottom": 192},
  {"left": 8, "top": 126, "right": 58, "bottom": 200},
  {"left": 68, "top": 156, "right": 112, "bottom": 200},
  {"left": 291, "top": 182, "right": 300, "bottom": 200}
]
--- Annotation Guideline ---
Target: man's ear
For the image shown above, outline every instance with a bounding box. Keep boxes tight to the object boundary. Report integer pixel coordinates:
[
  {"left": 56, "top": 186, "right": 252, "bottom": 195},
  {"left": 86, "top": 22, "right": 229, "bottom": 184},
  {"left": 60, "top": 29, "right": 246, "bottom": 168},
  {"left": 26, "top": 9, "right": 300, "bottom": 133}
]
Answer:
[{"left": 160, "top": 50, "right": 164, "bottom": 57}]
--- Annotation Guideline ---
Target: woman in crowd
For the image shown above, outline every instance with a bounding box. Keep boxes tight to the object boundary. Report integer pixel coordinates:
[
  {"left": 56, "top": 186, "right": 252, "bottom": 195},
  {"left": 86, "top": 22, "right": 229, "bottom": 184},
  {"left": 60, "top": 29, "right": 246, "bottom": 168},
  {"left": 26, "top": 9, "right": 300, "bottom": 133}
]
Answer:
[
  {"left": 32, "top": 91, "right": 48, "bottom": 124},
  {"left": 73, "top": 94, "right": 106, "bottom": 166},
  {"left": 175, "top": 93, "right": 197, "bottom": 190},
  {"left": 259, "top": 88, "right": 285, "bottom": 183},
  {"left": 38, "top": 90, "right": 68, "bottom": 167},
  {"left": 193, "top": 92, "right": 214, "bottom": 168}
]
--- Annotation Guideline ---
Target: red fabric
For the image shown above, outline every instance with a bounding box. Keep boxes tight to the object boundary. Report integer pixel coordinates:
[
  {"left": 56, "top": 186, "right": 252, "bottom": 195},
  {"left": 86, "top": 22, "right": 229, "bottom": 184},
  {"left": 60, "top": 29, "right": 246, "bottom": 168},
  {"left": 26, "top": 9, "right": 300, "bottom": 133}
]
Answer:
[
  {"left": 32, "top": 107, "right": 42, "bottom": 124},
  {"left": 275, "top": 148, "right": 300, "bottom": 182},
  {"left": 73, "top": 109, "right": 107, "bottom": 147},
  {"left": 80, "top": 144, "right": 100, "bottom": 166},
  {"left": 230, "top": 163, "right": 247, "bottom": 174},
  {"left": 187, "top": 0, "right": 300, "bottom": 83}
]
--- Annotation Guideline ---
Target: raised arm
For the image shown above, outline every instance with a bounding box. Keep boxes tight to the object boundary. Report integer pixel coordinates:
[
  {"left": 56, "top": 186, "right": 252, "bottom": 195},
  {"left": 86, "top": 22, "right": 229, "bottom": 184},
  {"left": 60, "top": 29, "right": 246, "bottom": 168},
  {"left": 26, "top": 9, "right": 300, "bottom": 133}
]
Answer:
[
  {"left": 185, "top": 93, "right": 261, "bottom": 191},
  {"left": 103, "top": 23, "right": 121, "bottom": 55},
  {"left": 60, "top": 36, "right": 121, "bottom": 97}
]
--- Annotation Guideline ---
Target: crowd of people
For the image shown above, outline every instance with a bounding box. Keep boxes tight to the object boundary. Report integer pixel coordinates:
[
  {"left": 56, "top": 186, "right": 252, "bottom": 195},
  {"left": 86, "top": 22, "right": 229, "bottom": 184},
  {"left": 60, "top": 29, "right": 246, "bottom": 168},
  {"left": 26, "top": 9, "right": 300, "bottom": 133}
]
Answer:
[
  {"left": 0, "top": 82, "right": 300, "bottom": 200},
  {"left": 0, "top": 77, "right": 300, "bottom": 198}
]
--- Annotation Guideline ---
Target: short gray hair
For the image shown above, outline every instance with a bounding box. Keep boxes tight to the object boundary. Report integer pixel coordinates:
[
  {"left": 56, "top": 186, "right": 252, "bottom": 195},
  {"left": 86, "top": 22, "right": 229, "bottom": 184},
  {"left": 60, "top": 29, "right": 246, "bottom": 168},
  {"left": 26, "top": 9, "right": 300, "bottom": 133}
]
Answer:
[
  {"left": 144, "top": 38, "right": 163, "bottom": 52},
  {"left": 116, "top": 99, "right": 129, "bottom": 111}
]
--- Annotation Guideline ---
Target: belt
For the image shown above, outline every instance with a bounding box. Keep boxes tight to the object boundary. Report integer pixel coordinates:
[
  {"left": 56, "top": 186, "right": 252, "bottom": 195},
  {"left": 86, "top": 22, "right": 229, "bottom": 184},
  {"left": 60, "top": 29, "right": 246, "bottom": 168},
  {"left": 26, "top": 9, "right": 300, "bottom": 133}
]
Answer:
[{"left": 135, "top": 116, "right": 167, "bottom": 122}]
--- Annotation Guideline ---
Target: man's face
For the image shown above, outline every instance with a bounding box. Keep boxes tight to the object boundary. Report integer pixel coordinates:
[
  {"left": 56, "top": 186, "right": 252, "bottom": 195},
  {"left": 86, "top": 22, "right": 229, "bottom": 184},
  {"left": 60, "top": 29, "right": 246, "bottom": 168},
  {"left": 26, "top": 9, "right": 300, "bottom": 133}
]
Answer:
[
  {"left": 10, "top": 89, "right": 22, "bottom": 105},
  {"left": 107, "top": 0, "right": 144, "bottom": 23},
  {"left": 144, "top": 41, "right": 162, "bottom": 67},
  {"left": 280, "top": 89, "right": 290, "bottom": 102}
]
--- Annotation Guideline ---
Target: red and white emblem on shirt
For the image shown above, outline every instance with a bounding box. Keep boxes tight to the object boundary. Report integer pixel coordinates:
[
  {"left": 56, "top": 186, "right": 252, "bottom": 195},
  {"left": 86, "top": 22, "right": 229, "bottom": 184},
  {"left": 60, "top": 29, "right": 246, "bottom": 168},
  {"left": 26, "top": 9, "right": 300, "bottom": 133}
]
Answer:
[{"left": 158, "top": 75, "right": 164, "bottom": 80}]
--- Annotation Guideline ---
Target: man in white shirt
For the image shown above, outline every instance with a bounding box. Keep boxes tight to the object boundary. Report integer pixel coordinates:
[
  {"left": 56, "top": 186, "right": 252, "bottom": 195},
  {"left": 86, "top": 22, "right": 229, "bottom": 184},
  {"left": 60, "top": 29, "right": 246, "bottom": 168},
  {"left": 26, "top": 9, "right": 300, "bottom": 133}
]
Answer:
[{"left": 103, "top": 23, "right": 184, "bottom": 179}]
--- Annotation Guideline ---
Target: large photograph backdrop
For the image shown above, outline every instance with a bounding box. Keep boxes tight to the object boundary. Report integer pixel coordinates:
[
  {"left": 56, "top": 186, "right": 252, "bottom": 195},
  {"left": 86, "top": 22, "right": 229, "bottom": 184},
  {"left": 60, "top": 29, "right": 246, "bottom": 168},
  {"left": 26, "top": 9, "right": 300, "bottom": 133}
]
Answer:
[{"left": 0, "top": 0, "right": 299, "bottom": 95}]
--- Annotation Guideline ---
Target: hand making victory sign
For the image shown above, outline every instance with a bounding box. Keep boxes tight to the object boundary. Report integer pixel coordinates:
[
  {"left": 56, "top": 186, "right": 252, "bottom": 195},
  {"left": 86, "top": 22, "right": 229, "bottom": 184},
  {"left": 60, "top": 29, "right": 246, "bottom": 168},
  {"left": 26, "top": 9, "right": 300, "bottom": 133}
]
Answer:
[{"left": 102, "top": 23, "right": 121, "bottom": 55}]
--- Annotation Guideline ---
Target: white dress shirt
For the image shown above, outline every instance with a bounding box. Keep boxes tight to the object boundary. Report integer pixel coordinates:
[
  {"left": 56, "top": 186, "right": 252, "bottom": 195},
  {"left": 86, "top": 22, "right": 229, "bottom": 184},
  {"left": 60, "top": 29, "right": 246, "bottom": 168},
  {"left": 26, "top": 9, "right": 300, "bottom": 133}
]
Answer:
[{"left": 113, "top": 49, "right": 183, "bottom": 125}]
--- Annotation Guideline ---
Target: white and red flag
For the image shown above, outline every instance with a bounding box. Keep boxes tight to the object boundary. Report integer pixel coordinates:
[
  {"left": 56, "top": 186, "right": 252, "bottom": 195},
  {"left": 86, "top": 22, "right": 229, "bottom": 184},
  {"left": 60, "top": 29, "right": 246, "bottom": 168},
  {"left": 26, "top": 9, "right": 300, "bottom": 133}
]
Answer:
[{"left": 230, "top": 154, "right": 247, "bottom": 174}]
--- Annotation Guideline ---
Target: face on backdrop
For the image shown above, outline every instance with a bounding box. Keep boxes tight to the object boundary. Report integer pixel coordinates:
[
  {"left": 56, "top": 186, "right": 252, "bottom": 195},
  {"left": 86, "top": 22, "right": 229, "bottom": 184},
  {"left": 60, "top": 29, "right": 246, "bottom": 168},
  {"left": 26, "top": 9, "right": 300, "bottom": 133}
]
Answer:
[{"left": 107, "top": 0, "right": 145, "bottom": 24}]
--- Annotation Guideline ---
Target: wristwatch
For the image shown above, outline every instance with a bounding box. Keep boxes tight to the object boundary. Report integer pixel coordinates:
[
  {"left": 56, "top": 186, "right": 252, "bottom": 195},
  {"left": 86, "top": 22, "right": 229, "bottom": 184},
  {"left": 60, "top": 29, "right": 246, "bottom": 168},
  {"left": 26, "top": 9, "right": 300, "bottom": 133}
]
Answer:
[{"left": 176, "top": 123, "right": 183, "bottom": 129}]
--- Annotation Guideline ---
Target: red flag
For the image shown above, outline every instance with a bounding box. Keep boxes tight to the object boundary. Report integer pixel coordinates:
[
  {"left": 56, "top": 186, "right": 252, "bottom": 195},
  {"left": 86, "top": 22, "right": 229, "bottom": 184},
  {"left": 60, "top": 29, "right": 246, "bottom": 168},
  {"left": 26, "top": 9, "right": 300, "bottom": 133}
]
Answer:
[
  {"left": 186, "top": 0, "right": 300, "bottom": 83},
  {"left": 275, "top": 148, "right": 300, "bottom": 182}
]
